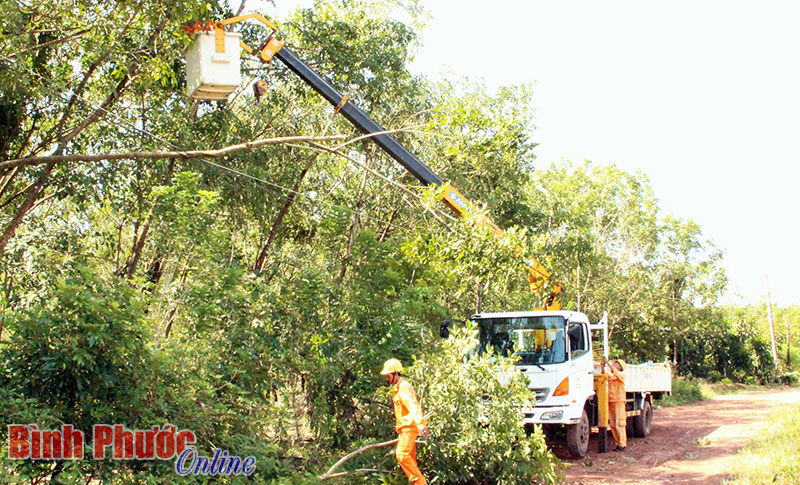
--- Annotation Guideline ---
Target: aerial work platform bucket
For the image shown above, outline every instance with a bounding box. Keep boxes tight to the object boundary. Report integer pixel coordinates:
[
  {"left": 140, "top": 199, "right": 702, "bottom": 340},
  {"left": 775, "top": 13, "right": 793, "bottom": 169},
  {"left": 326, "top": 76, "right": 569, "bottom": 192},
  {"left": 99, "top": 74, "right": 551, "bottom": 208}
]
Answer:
[{"left": 185, "top": 31, "right": 242, "bottom": 101}]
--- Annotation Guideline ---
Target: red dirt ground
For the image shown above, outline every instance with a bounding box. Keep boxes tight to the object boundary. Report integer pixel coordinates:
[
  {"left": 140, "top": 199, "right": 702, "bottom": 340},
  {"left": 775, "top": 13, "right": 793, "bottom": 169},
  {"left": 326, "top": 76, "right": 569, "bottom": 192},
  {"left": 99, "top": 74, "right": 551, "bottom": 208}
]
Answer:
[{"left": 554, "top": 388, "right": 800, "bottom": 484}]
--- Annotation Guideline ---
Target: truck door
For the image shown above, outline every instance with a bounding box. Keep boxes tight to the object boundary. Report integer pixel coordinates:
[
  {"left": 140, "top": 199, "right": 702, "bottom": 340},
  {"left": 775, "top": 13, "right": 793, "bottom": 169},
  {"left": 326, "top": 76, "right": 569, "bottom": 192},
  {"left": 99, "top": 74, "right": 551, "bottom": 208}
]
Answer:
[{"left": 568, "top": 322, "right": 593, "bottom": 401}]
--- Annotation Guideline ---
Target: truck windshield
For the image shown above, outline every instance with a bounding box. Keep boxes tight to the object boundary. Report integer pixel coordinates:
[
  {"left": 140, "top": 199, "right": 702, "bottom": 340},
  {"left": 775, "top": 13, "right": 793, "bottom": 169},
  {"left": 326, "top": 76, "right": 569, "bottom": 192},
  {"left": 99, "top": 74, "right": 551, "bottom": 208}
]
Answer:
[{"left": 476, "top": 316, "right": 567, "bottom": 365}]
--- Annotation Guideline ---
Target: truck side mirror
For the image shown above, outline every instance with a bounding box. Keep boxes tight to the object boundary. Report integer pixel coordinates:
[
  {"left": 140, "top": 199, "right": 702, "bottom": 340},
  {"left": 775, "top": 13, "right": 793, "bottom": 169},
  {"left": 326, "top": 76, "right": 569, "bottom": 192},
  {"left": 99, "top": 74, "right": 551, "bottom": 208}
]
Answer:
[{"left": 439, "top": 320, "right": 451, "bottom": 339}]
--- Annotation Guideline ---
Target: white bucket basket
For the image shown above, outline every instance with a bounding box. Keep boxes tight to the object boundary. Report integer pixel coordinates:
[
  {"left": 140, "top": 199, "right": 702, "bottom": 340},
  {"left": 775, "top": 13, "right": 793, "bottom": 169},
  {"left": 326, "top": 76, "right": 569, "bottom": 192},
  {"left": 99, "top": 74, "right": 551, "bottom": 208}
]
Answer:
[{"left": 185, "top": 31, "right": 243, "bottom": 101}]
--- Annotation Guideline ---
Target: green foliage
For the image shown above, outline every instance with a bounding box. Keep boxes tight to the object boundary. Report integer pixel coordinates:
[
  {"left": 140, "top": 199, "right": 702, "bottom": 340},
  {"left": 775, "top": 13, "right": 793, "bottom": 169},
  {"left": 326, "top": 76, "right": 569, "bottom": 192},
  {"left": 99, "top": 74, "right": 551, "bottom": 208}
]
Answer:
[
  {"left": 727, "top": 405, "right": 800, "bottom": 485},
  {"left": 524, "top": 160, "right": 728, "bottom": 361},
  {"left": 726, "top": 303, "right": 800, "bottom": 375},
  {"left": 657, "top": 377, "right": 705, "bottom": 407},
  {"left": 0, "top": 264, "right": 178, "bottom": 481},
  {"left": 1, "top": 265, "right": 154, "bottom": 426},
  {"left": 676, "top": 307, "right": 777, "bottom": 384},
  {"left": 407, "top": 322, "right": 561, "bottom": 484},
  {"left": 425, "top": 82, "right": 538, "bottom": 228},
  {"left": 401, "top": 198, "right": 535, "bottom": 314}
]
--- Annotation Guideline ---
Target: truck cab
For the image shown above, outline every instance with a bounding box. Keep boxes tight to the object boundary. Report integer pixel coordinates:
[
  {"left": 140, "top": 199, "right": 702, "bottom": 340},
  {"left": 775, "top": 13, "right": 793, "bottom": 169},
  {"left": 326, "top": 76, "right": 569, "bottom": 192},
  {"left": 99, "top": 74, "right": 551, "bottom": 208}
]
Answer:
[
  {"left": 473, "top": 311, "right": 595, "bottom": 453},
  {"left": 473, "top": 310, "right": 594, "bottom": 423}
]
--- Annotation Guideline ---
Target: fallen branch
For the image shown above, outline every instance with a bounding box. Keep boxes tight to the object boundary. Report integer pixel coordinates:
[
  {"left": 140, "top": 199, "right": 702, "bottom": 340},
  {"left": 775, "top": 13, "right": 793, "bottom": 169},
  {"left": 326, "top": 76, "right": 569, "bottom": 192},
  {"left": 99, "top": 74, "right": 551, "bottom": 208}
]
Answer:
[
  {"left": 320, "top": 468, "right": 387, "bottom": 480},
  {"left": 318, "top": 439, "right": 427, "bottom": 481},
  {"left": 0, "top": 135, "right": 347, "bottom": 171}
]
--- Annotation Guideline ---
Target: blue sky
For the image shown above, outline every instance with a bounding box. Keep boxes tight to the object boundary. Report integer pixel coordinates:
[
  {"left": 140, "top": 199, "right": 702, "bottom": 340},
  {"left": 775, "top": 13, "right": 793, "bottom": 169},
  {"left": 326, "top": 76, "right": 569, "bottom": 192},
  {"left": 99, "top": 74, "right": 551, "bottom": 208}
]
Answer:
[{"left": 255, "top": 0, "right": 799, "bottom": 307}]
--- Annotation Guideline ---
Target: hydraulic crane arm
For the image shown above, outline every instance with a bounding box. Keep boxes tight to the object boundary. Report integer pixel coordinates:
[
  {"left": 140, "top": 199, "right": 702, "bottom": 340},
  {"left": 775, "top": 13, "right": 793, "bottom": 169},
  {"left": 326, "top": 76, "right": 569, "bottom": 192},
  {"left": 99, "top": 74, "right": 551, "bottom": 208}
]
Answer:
[
  {"left": 276, "top": 47, "right": 444, "bottom": 188},
  {"left": 196, "top": 15, "right": 561, "bottom": 309}
]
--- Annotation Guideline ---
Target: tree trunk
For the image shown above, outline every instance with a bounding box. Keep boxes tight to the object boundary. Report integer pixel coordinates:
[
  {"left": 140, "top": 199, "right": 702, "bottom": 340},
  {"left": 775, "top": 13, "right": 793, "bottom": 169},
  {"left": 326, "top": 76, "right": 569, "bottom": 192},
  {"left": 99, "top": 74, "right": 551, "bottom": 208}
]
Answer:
[
  {"left": 123, "top": 214, "right": 151, "bottom": 279},
  {"left": 163, "top": 264, "right": 190, "bottom": 339},
  {"left": 475, "top": 280, "right": 483, "bottom": 314},
  {"left": 0, "top": 264, "right": 7, "bottom": 341},
  {"left": 146, "top": 254, "right": 164, "bottom": 285},
  {"left": 163, "top": 307, "right": 178, "bottom": 339},
  {"left": 576, "top": 261, "right": 581, "bottom": 312},
  {"left": 0, "top": 167, "right": 19, "bottom": 201},
  {"left": 254, "top": 152, "right": 318, "bottom": 272},
  {"left": 377, "top": 209, "right": 397, "bottom": 243},
  {"left": 142, "top": 159, "right": 175, "bottom": 285},
  {"left": 673, "top": 338, "right": 678, "bottom": 367},
  {"left": 0, "top": 161, "right": 55, "bottom": 254},
  {"left": 338, "top": 157, "right": 371, "bottom": 281},
  {"left": 766, "top": 275, "right": 778, "bottom": 368}
]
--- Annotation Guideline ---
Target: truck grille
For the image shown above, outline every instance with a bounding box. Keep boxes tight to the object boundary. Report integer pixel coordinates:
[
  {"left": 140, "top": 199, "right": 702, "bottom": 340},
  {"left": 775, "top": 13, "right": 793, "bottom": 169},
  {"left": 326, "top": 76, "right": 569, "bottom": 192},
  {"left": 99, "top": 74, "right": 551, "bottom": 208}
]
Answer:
[{"left": 531, "top": 388, "right": 550, "bottom": 403}]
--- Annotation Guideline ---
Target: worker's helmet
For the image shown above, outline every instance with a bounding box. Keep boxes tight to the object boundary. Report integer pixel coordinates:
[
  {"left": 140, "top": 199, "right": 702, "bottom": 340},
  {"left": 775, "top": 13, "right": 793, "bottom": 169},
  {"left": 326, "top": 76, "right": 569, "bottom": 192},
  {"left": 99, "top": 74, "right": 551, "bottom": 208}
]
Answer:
[
  {"left": 612, "top": 359, "right": 626, "bottom": 371},
  {"left": 380, "top": 358, "right": 403, "bottom": 375}
]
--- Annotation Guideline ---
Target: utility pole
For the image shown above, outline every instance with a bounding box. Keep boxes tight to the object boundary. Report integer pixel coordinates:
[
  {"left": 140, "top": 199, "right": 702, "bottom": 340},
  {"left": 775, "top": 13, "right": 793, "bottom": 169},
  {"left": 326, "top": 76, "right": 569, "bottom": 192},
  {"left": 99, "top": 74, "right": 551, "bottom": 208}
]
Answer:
[
  {"left": 765, "top": 274, "right": 778, "bottom": 369},
  {"left": 787, "top": 314, "right": 791, "bottom": 369},
  {"left": 475, "top": 280, "right": 483, "bottom": 314},
  {"left": 576, "top": 262, "right": 581, "bottom": 312}
]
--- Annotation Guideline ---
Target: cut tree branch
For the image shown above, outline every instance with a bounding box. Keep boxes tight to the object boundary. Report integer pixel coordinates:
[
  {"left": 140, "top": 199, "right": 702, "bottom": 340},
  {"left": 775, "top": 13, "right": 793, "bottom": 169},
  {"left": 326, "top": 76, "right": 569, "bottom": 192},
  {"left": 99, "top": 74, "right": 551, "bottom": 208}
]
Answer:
[
  {"left": 329, "top": 124, "right": 425, "bottom": 152},
  {"left": 0, "top": 135, "right": 347, "bottom": 171},
  {"left": 319, "top": 468, "right": 386, "bottom": 480},
  {"left": 318, "top": 438, "right": 427, "bottom": 481}
]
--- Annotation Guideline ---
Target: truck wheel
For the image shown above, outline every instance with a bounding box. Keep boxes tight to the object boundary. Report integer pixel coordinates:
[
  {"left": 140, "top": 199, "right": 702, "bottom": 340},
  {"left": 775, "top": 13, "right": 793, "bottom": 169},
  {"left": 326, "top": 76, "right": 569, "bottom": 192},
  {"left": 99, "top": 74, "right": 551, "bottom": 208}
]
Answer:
[
  {"left": 566, "top": 409, "right": 590, "bottom": 458},
  {"left": 633, "top": 399, "right": 652, "bottom": 437}
]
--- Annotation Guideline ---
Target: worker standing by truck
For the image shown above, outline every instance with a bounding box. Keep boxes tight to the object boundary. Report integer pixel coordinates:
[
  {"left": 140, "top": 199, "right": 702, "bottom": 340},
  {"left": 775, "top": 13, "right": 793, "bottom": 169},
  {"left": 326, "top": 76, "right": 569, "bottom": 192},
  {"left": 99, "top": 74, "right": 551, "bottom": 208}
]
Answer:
[
  {"left": 381, "top": 359, "right": 429, "bottom": 484},
  {"left": 604, "top": 357, "right": 627, "bottom": 451}
]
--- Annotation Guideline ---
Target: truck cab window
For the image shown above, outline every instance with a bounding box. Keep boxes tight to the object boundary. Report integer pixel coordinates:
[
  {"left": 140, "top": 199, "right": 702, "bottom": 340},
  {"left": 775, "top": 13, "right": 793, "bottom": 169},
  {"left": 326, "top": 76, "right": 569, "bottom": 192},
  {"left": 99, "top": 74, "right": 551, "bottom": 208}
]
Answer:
[
  {"left": 476, "top": 316, "right": 568, "bottom": 365},
  {"left": 568, "top": 323, "right": 587, "bottom": 359}
]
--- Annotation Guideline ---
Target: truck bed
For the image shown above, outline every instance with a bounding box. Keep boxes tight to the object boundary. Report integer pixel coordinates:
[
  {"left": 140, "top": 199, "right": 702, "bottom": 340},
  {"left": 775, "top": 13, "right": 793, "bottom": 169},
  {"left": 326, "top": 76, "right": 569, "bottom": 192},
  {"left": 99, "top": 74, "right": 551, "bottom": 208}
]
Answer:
[
  {"left": 593, "top": 362, "right": 672, "bottom": 394},
  {"left": 625, "top": 363, "right": 672, "bottom": 394}
]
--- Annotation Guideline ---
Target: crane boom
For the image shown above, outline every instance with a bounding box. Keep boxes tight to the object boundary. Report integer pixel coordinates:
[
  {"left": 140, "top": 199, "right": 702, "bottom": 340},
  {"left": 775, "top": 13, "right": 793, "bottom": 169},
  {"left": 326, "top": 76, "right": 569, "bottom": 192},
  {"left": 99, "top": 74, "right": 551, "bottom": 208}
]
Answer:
[{"left": 276, "top": 47, "right": 444, "bottom": 187}]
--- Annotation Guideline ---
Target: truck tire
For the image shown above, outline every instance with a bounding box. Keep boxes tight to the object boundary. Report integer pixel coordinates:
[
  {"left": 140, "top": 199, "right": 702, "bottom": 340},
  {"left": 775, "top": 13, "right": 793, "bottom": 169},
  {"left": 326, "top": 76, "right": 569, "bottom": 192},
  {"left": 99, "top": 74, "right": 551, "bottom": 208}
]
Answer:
[
  {"left": 566, "top": 409, "right": 590, "bottom": 458},
  {"left": 633, "top": 398, "right": 652, "bottom": 437}
]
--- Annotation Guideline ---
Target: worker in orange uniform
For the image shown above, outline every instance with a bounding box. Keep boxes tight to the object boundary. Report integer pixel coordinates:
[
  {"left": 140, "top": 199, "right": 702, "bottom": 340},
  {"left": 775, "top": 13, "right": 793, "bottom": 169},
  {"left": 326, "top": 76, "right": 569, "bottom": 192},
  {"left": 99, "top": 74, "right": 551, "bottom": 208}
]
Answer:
[
  {"left": 603, "top": 357, "right": 627, "bottom": 451},
  {"left": 381, "top": 358, "right": 429, "bottom": 484}
]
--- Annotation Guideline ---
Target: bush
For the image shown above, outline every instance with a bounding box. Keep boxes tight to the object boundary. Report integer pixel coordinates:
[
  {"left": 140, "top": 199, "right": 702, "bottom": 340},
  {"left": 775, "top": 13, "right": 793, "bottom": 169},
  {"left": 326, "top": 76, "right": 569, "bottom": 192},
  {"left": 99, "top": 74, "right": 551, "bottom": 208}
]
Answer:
[
  {"left": 658, "top": 377, "right": 704, "bottom": 407},
  {"left": 405, "top": 322, "right": 562, "bottom": 484},
  {"left": 0, "top": 265, "right": 177, "bottom": 482},
  {"left": 779, "top": 372, "right": 799, "bottom": 386}
]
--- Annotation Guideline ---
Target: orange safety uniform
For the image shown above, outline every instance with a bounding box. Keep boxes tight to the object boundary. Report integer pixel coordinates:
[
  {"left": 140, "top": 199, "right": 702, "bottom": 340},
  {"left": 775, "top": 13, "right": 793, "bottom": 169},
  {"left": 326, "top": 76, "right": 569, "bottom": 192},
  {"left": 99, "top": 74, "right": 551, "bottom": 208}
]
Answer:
[
  {"left": 607, "top": 363, "right": 626, "bottom": 448},
  {"left": 393, "top": 378, "right": 427, "bottom": 484}
]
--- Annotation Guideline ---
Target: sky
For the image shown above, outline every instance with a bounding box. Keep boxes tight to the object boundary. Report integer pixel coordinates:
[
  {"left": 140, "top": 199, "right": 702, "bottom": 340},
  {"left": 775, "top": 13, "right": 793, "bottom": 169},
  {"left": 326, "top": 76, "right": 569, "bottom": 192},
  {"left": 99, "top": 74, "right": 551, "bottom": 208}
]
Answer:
[{"left": 258, "top": 0, "right": 799, "bottom": 307}]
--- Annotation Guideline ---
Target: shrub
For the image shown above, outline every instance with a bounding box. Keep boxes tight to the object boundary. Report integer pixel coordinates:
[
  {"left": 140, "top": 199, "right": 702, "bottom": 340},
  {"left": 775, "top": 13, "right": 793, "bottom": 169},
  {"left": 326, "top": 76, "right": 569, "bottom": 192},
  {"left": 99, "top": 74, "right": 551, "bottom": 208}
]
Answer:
[
  {"left": 0, "top": 265, "right": 176, "bottom": 482},
  {"left": 779, "top": 372, "right": 799, "bottom": 386},
  {"left": 658, "top": 377, "right": 704, "bottom": 407}
]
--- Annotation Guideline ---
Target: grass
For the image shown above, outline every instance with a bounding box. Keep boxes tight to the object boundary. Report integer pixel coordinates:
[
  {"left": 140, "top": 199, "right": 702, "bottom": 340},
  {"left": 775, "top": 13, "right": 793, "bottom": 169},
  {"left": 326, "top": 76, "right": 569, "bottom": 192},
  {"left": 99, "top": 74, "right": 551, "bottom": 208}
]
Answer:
[
  {"left": 724, "top": 405, "right": 800, "bottom": 484},
  {"left": 703, "top": 379, "right": 770, "bottom": 396},
  {"left": 656, "top": 377, "right": 786, "bottom": 408}
]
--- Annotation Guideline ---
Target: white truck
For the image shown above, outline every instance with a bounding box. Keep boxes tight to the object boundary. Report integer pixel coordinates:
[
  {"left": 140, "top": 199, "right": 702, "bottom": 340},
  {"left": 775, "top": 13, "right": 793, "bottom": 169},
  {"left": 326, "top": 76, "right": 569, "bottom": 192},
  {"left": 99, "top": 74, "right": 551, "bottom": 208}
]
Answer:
[{"left": 470, "top": 310, "right": 672, "bottom": 457}]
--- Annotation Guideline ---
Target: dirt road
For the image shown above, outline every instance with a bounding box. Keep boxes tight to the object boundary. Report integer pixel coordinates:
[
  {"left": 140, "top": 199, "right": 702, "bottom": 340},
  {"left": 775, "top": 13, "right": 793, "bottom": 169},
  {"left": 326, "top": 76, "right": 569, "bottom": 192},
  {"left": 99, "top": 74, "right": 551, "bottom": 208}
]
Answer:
[{"left": 556, "top": 388, "right": 800, "bottom": 484}]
